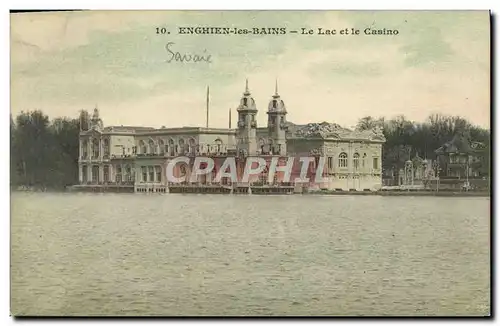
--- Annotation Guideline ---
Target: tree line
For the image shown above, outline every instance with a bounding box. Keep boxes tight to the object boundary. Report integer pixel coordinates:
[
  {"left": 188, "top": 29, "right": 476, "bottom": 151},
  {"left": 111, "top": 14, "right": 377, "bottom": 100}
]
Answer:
[
  {"left": 10, "top": 110, "right": 84, "bottom": 189},
  {"left": 10, "top": 110, "right": 490, "bottom": 190},
  {"left": 355, "top": 114, "right": 490, "bottom": 177}
]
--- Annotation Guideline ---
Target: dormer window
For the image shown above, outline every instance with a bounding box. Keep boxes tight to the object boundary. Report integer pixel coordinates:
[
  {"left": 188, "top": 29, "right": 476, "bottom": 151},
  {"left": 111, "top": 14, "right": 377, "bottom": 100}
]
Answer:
[
  {"left": 273, "top": 100, "right": 278, "bottom": 109},
  {"left": 243, "top": 98, "right": 248, "bottom": 106}
]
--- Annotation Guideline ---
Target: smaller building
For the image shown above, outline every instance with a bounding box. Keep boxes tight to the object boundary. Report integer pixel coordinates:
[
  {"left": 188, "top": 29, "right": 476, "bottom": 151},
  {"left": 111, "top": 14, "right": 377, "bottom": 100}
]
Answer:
[{"left": 434, "top": 134, "right": 489, "bottom": 190}]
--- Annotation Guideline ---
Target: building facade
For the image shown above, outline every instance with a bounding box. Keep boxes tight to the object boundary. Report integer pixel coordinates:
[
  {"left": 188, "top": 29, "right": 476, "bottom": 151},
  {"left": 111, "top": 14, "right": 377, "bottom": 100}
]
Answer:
[
  {"left": 78, "top": 81, "right": 386, "bottom": 192},
  {"left": 434, "top": 134, "right": 489, "bottom": 190}
]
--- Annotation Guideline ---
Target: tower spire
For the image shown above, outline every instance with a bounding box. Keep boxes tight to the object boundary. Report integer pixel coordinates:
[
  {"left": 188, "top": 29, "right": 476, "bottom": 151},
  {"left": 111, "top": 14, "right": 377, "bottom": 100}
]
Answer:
[
  {"left": 229, "top": 108, "right": 232, "bottom": 129},
  {"left": 79, "top": 109, "right": 84, "bottom": 131},
  {"left": 244, "top": 78, "right": 249, "bottom": 94},
  {"left": 275, "top": 78, "right": 278, "bottom": 96},
  {"left": 206, "top": 86, "right": 210, "bottom": 128},
  {"left": 92, "top": 104, "right": 100, "bottom": 119}
]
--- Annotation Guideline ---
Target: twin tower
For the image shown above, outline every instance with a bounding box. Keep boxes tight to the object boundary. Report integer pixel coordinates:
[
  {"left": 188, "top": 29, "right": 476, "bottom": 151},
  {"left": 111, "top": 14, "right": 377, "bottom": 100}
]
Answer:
[{"left": 235, "top": 79, "right": 288, "bottom": 157}]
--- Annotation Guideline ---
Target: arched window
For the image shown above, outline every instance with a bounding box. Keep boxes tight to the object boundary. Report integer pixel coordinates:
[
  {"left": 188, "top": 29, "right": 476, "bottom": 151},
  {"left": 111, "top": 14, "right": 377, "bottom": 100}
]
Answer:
[
  {"left": 81, "top": 165, "right": 87, "bottom": 183},
  {"left": 158, "top": 139, "right": 165, "bottom": 155},
  {"left": 148, "top": 139, "right": 156, "bottom": 155},
  {"left": 259, "top": 138, "right": 266, "bottom": 154},
  {"left": 189, "top": 138, "right": 196, "bottom": 154},
  {"left": 362, "top": 153, "right": 367, "bottom": 168},
  {"left": 148, "top": 166, "right": 155, "bottom": 182},
  {"left": 168, "top": 139, "right": 174, "bottom": 155},
  {"left": 92, "top": 138, "right": 100, "bottom": 159},
  {"left": 268, "top": 139, "right": 274, "bottom": 154},
  {"left": 178, "top": 139, "right": 185, "bottom": 154},
  {"left": 353, "top": 153, "right": 360, "bottom": 169},
  {"left": 103, "top": 165, "right": 110, "bottom": 182},
  {"left": 92, "top": 165, "right": 99, "bottom": 183},
  {"left": 124, "top": 164, "right": 132, "bottom": 182},
  {"left": 214, "top": 138, "right": 223, "bottom": 154},
  {"left": 155, "top": 166, "right": 162, "bottom": 182},
  {"left": 139, "top": 140, "right": 147, "bottom": 154},
  {"left": 338, "top": 152, "right": 348, "bottom": 168},
  {"left": 103, "top": 138, "right": 110, "bottom": 158},
  {"left": 82, "top": 139, "right": 88, "bottom": 159},
  {"left": 115, "top": 165, "right": 122, "bottom": 183}
]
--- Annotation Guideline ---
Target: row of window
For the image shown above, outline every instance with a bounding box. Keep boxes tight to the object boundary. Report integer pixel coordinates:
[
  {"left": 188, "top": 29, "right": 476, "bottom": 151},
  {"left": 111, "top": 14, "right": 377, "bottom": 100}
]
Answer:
[
  {"left": 141, "top": 166, "right": 162, "bottom": 183},
  {"left": 138, "top": 138, "right": 224, "bottom": 154},
  {"left": 81, "top": 137, "right": 227, "bottom": 158},
  {"left": 81, "top": 138, "right": 110, "bottom": 159},
  {"left": 137, "top": 143, "right": 227, "bottom": 156},
  {"left": 449, "top": 154, "right": 481, "bottom": 164},
  {"left": 325, "top": 153, "right": 380, "bottom": 170},
  {"left": 81, "top": 165, "right": 133, "bottom": 183}
]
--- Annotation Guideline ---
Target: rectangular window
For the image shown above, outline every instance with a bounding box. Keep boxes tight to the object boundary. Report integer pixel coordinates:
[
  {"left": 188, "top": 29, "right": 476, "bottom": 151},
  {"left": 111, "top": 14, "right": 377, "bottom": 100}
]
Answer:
[
  {"left": 103, "top": 165, "right": 109, "bottom": 182},
  {"left": 328, "top": 157, "right": 333, "bottom": 170},
  {"left": 339, "top": 155, "right": 347, "bottom": 168},
  {"left": 149, "top": 167, "right": 154, "bottom": 182},
  {"left": 81, "top": 166, "right": 87, "bottom": 183},
  {"left": 353, "top": 157, "right": 359, "bottom": 169},
  {"left": 373, "top": 157, "right": 379, "bottom": 170},
  {"left": 92, "top": 166, "right": 99, "bottom": 183},
  {"left": 155, "top": 166, "right": 162, "bottom": 182}
]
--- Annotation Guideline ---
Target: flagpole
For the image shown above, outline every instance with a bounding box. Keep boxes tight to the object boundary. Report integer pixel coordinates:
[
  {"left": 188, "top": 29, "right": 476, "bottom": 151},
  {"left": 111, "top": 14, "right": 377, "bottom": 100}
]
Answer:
[
  {"left": 206, "top": 86, "right": 209, "bottom": 128},
  {"left": 79, "top": 110, "right": 83, "bottom": 131}
]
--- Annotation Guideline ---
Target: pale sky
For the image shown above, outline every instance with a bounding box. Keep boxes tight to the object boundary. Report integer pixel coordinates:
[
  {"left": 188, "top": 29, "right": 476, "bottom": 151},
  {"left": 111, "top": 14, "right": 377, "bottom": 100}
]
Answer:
[{"left": 10, "top": 10, "right": 490, "bottom": 129}]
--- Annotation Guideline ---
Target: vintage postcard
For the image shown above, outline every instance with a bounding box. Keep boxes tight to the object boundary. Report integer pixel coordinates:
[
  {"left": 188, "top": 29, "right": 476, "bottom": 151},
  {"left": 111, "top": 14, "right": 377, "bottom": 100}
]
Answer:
[{"left": 10, "top": 10, "right": 490, "bottom": 316}]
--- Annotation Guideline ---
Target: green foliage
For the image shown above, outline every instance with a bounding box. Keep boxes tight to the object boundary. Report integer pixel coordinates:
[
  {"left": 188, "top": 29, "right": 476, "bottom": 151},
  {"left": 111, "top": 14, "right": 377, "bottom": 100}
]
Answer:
[
  {"left": 354, "top": 114, "right": 490, "bottom": 177},
  {"left": 10, "top": 110, "right": 86, "bottom": 189}
]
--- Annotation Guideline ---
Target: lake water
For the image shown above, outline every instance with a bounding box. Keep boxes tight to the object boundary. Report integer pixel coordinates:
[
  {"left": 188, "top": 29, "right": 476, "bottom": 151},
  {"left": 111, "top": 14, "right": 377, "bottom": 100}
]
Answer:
[{"left": 10, "top": 192, "right": 490, "bottom": 316}]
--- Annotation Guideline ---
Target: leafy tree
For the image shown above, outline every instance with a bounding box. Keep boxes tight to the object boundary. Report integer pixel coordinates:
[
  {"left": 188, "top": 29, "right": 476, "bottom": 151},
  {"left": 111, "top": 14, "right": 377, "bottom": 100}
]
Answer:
[
  {"left": 355, "top": 113, "right": 490, "bottom": 182},
  {"left": 10, "top": 110, "right": 83, "bottom": 189}
]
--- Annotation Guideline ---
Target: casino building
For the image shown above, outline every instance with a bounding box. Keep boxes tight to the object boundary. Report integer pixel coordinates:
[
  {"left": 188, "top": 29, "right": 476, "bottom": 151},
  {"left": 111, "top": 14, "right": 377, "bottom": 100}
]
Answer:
[{"left": 77, "top": 80, "right": 385, "bottom": 192}]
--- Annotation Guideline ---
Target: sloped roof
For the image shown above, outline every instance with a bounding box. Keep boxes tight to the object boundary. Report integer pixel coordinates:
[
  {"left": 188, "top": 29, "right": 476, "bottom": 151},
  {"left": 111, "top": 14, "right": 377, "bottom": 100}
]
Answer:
[
  {"left": 289, "top": 121, "right": 386, "bottom": 142},
  {"left": 104, "top": 126, "right": 156, "bottom": 132},
  {"left": 435, "top": 134, "right": 486, "bottom": 154}
]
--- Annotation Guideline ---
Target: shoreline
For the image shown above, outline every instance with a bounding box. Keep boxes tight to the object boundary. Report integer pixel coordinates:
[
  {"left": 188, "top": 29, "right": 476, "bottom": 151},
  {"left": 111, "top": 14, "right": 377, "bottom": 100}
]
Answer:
[
  {"left": 306, "top": 190, "right": 490, "bottom": 197},
  {"left": 12, "top": 187, "right": 490, "bottom": 197}
]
